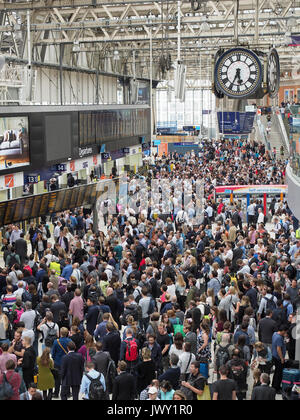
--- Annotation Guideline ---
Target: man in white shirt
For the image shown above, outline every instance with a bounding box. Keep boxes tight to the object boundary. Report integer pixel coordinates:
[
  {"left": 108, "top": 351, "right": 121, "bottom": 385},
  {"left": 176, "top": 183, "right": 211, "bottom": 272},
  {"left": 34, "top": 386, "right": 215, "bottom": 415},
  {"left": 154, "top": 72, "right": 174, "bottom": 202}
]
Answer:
[
  {"left": 247, "top": 201, "right": 256, "bottom": 226},
  {"left": 53, "top": 221, "right": 62, "bottom": 242},
  {"left": 257, "top": 208, "right": 265, "bottom": 226},
  {"left": 14, "top": 281, "right": 25, "bottom": 299}
]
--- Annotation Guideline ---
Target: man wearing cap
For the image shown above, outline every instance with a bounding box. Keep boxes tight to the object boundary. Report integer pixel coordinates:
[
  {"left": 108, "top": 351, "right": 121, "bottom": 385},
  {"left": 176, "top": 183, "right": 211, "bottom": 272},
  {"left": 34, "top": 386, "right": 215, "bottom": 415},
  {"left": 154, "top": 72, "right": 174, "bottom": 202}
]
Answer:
[{"left": 147, "top": 386, "right": 160, "bottom": 401}]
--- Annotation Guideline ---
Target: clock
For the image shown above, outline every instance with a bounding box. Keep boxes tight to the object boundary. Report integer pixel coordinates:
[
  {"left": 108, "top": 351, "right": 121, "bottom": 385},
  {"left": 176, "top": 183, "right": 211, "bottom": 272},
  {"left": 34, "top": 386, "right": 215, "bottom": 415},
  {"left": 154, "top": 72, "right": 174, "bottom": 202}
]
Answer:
[
  {"left": 267, "top": 48, "right": 280, "bottom": 98},
  {"left": 214, "top": 47, "right": 263, "bottom": 99}
]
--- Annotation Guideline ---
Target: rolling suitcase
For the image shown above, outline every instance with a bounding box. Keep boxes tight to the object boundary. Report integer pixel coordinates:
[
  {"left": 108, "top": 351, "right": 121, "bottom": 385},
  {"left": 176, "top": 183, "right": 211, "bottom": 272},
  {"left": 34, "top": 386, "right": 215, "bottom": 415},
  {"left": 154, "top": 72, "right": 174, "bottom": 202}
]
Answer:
[{"left": 281, "top": 369, "right": 300, "bottom": 391}]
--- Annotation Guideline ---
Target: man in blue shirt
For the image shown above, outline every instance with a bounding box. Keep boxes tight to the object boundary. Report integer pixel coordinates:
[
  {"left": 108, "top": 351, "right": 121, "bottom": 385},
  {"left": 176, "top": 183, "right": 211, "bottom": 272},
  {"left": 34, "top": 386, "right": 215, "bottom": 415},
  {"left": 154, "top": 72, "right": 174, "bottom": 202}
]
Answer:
[
  {"left": 61, "top": 258, "right": 73, "bottom": 281},
  {"left": 271, "top": 325, "right": 288, "bottom": 393},
  {"left": 80, "top": 361, "right": 106, "bottom": 400},
  {"left": 207, "top": 271, "right": 221, "bottom": 298},
  {"left": 94, "top": 313, "right": 110, "bottom": 342}
]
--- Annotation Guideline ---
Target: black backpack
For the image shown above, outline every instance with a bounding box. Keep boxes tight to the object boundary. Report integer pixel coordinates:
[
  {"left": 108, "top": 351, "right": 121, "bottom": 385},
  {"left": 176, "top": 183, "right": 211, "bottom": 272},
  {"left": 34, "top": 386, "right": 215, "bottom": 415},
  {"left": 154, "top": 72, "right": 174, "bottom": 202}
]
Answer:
[
  {"left": 216, "top": 344, "right": 231, "bottom": 370},
  {"left": 265, "top": 295, "right": 277, "bottom": 312},
  {"left": 86, "top": 373, "right": 106, "bottom": 400},
  {"left": 7, "top": 254, "right": 18, "bottom": 269},
  {"left": 44, "top": 323, "right": 58, "bottom": 348}
]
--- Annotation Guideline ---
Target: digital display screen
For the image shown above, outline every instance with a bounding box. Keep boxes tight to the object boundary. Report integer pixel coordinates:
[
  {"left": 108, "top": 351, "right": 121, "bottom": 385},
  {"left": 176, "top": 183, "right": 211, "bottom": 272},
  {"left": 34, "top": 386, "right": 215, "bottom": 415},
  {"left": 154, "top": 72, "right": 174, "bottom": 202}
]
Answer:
[
  {"left": 31, "top": 195, "right": 42, "bottom": 219},
  {"left": 45, "top": 114, "right": 72, "bottom": 162},
  {"left": 4, "top": 201, "right": 16, "bottom": 225},
  {"left": 0, "top": 202, "right": 7, "bottom": 226},
  {"left": 47, "top": 192, "right": 58, "bottom": 214},
  {"left": 83, "top": 184, "right": 93, "bottom": 204},
  {"left": 54, "top": 190, "right": 65, "bottom": 213},
  {"left": 13, "top": 198, "right": 26, "bottom": 223},
  {"left": 0, "top": 183, "right": 100, "bottom": 226},
  {"left": 23, "top": 197, "right": 33, "bottom": 220},
  {"left": 75, "top": 185, "right": 86, "bottom": 208},
  {"left": 0, "top": 116, "right": 30, "bottom": 171},
  {"left": 69, "top": 188, "right": 78, "bottom": 210},
  {"left": 62, "top": 188, "right": 72, "bottom": 211}
]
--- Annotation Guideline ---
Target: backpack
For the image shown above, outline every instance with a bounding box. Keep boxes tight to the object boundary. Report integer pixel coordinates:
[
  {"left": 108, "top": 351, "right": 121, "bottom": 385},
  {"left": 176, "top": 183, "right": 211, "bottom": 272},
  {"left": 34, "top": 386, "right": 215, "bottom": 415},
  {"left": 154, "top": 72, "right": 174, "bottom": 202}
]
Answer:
[
  {"left": 0, "top": 373, "right": 14, "bottom": 400},
  {"left": 264, "top": 295, "right": 277, "bottom": 312},
  {"left": 216, "top": 344, "right": 231, "bottom": 370},
  {"left": 106, "top": 358, "right": 117, "bottom": 394},
  {"left": 7, "top": 254, "right": 18, "bottom": 269},
  {"left": 229, "top": 361, "right": 246, "bottom": 383},
  {"left": 85, "top": 373, "right": 106, "bottom": 400},
  {"left": 44, "top": 323, "right": 58, "bottom": 348},
  {"left": 12, "top": 308, "right": 24, "bottom": 325},
  {"left": 124, "top": 338, "right": 138, "bottom": 362}
]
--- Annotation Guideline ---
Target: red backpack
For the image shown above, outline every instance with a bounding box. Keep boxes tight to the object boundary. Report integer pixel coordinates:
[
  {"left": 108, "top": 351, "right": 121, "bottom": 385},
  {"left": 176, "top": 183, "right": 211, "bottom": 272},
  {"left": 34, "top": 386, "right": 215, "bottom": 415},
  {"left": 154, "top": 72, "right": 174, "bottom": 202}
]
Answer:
[{"left": 124, "top": 338, "right": 138, "bottom": 362}]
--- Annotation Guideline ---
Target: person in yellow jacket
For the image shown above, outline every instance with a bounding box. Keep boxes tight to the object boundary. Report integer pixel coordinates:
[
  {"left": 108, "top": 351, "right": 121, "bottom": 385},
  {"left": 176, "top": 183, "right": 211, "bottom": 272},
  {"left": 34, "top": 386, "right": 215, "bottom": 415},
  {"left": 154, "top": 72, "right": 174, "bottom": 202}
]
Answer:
[{"left": 49, "top": 260, "right": 61, "bottom": 276}]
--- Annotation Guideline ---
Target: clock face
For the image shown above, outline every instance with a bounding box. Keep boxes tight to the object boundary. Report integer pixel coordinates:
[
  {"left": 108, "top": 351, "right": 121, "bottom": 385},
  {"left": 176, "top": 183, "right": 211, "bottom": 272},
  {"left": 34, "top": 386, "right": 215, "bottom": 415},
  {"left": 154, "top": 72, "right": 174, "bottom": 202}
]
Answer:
[
  {"left": 267, "top": 48, "right": 280, "bottom": 98},
  {"left": 215, "top": 48, "right": 262, "bottom": 98}
]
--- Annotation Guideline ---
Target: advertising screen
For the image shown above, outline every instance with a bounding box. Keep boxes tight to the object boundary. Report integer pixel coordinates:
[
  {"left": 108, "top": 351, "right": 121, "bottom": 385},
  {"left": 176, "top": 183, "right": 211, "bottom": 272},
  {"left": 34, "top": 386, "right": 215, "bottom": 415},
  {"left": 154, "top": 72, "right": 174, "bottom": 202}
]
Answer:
[{"left": 0, "top": 116, "right": 30, "bottom": 171}]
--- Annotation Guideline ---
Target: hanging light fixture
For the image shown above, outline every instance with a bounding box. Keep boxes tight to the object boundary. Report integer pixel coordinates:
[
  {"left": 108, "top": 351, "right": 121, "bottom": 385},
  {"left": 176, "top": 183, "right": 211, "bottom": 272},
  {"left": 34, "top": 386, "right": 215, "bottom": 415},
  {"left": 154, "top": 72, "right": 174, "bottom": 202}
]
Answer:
[{"left": 113, "top": 50, "right": 120, "bottom": 61}]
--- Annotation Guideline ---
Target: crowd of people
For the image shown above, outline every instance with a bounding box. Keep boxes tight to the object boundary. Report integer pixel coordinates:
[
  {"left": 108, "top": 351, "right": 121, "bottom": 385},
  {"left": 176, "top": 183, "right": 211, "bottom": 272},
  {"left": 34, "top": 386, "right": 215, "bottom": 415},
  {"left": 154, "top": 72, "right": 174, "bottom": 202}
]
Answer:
[{"left": 0, "top": 137, "right": 299, "bottom": 401}]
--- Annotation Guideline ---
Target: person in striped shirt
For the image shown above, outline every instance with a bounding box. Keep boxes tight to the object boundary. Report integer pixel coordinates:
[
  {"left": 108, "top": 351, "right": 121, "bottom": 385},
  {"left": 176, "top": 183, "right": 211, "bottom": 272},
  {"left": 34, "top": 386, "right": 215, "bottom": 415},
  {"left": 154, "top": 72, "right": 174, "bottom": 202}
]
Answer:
[{"left": 1, "top": 285, "right": 17, "bottom": 311}]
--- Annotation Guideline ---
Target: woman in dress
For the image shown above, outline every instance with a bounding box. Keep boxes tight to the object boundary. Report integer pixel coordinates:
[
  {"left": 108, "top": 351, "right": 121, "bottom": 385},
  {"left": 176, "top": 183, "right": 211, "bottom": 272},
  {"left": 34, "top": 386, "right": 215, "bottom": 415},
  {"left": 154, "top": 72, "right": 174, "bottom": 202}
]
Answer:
[{"left": 37, "top": 347, "right": 55, "bottom": 400}]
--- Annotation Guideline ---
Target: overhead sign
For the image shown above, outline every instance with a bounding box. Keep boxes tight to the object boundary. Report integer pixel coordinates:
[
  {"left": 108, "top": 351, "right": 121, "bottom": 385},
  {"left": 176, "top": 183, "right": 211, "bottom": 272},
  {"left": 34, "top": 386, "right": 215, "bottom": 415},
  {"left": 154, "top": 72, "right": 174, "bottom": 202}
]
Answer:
[
  {"left": 218, "top": 111, "right": 256, "bottom": 134},
  {"left": 215, "top": 185, "right": 287, "bottom": 195}
]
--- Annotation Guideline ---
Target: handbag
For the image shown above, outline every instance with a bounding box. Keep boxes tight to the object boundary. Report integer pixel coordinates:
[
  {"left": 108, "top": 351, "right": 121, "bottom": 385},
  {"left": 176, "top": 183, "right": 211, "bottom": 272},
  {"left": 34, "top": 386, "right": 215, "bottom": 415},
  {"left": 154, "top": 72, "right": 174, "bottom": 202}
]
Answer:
[{"left": 197, "top": 384, "right": 211, "bottom": 401}]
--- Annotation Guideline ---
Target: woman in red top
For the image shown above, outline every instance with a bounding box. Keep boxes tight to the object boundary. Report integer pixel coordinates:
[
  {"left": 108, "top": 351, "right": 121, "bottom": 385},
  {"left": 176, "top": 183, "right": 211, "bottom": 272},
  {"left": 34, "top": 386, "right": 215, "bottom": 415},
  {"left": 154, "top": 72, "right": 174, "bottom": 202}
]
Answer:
[{"left": 0, "top": 359, "right": 21, "bottom": 400}]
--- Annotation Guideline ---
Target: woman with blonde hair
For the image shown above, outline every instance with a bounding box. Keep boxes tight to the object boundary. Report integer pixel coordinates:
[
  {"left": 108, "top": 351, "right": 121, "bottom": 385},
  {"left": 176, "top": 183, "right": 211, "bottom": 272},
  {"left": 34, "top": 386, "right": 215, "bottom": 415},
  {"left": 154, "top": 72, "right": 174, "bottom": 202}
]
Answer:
[
  {"left": 37, "top": 347, "right": 55, "bottom": 400},
  {"left": 175, "top": 273, "right": 187, "bottom": 311},
  {"left": 63, "top": 226, "right": 74, "bottom": 243},
  {"left": 108, "top": 313, "right": 119, "bottom": 332},
  {"left": 235, "top": 295, "right": 251, "bottom": 325},
  {"left": 136, "top": 347, "right": 156, "bottom": 394}
]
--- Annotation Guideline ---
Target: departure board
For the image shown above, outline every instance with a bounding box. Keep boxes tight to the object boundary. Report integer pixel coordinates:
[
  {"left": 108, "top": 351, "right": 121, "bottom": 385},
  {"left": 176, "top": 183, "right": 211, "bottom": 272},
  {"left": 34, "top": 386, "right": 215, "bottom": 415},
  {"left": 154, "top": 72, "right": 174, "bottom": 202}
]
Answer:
[
  {"left": 23, "top": 197, "right": 33, "bottom": 221},
  {"left": 69, "top": 188, "right": 78, "bottom": 210},
  {"left": 0, "top": 182, "right": 104, "bottom": 227},
  {"left": 83, "top": 184, "right": 93, "bottom": 205},
  {"left": 90, "top": 183, "right": 97, "bottom": 203},
  {"left": 13, "top": 199, "right": 26, "bottom": 223},
  {"left": 75, "top": 185, "right": 86, "bottom": 208},
  {"left": 0, "top": 202, "right": 7, "bottom": 226},
  {"left": 31, "top": 195, "right": 43, "bottom": 219},
  {"left": 39, "top": 194, "right": 50, "bottom": 216},
  {"left": 62, "top": 188, "right": 72, "bottom": 211},
  {"left": 4, "top": 201, "right": 16, "bottom": 226},
  {"left": 54, "top": 190, "right": 65, "bottom": 213},
  {"left": 47, "top": 192, "right": 58, "bottom": 214}
]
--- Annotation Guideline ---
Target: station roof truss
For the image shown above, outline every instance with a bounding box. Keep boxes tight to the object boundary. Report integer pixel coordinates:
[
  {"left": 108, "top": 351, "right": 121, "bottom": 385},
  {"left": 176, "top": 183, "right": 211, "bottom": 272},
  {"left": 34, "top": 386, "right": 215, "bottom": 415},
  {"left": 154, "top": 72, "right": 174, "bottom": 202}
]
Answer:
[{"left": 0, "top": 0, "right": 299, "bottom": 80}]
